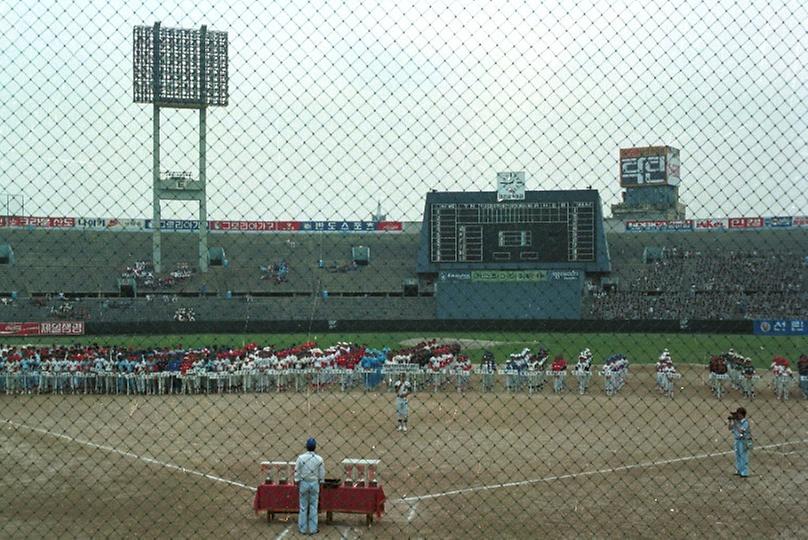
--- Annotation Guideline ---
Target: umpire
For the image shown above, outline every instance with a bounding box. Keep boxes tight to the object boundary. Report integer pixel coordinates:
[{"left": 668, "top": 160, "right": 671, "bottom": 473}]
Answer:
[{"left": 295, "top": 437, "right": 325, "bottom": 535}]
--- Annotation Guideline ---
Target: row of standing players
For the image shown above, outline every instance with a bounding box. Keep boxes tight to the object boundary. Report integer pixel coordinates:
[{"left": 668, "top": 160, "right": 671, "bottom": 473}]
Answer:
[
  {"left": 2, "top": 346, "right": 805, "bottom": 399},
  {"left": 477, "top": 348, "right": 630, "bottom": 396},
  {"left": 708, "top": 350, "right": 808, "bottom": 400}
]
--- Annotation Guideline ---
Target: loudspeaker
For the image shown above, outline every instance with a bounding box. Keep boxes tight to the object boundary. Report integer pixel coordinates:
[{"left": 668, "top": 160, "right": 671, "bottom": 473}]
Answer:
[
  {"left": 403, "top": 279, "right": 418, "bottom": 297},
  {"left": 0, "top": 244, "right": 14, "bottom": 265},
  {"left": 208, "top": 247, "right": 226, "bottom": 266},
  {"left": 117, "top": 278, "right": 137, "bottom": 298},
  {"left": 351, "top": 246, "right": 370, "bottom": 266}
]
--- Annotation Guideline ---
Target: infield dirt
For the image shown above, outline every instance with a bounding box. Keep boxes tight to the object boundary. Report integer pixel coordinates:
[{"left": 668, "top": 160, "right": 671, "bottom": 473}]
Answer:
[{"left": 1, "top": 364, "right": 806, "bottom": 539}]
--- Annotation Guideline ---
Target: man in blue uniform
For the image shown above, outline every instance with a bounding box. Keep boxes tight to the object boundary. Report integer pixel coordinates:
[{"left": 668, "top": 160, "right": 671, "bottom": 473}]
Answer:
[
  {"left": 295, "top": 437, "right": 325, "bottom": 535},
  {"left": 728, "top": 407, "right": 751, "bottom": 478}
]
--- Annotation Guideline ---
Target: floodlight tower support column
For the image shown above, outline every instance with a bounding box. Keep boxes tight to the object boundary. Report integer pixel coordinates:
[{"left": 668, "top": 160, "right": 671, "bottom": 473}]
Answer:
[
  {"left": 151, "top": 22, "right": 162, "bottom": 273},
  {"left": 198, "top": 25, "right": 209, "bottom": 273}
]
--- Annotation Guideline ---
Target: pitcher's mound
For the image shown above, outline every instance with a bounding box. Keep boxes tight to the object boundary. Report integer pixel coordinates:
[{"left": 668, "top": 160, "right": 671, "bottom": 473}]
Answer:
[{"left": 398, "top": 337, "right": 506, "bottom": 349}]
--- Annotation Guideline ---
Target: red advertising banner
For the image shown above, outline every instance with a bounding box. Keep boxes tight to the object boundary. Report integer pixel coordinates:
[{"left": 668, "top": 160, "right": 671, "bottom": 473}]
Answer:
[
  {"left": 209, "top": 220, "right": 300, "bottom": 232},
  {"left": 0, "top": 216, "right": 76, "bottom": 228},
  {"left": 619, "top": 146, "right": 668, "bottom": 158},
  {"left": 39, "top": 321, "right": 85, "bottom": 335},
  {"left": 794, "top": 216, "right": 808, "bottom": 227},
  {"left": 0, "top": 321, "right": 84, "bottom": 336},
  {"left": 728, "top": 217, "right": 763, "bottom": 229},
  {"left": 0, "top": 322, "right": 40, "bottom": 336},
  {"left": 375, "top": 221, "right": 403, "bottom": 232}
]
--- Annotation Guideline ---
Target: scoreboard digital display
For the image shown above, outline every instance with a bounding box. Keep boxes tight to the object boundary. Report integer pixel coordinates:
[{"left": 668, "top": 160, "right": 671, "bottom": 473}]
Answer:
[{"left": 429, "top": 200, "right": 595, "bottom": 264}]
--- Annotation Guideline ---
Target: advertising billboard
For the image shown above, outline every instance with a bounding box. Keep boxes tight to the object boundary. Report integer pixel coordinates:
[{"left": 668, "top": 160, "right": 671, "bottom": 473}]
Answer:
[
  {"left": 0, "top": 321, "right": 85, "bottom": 336},
  {"left": 619, "top": 146, "right": 680, "bottom": 187}
]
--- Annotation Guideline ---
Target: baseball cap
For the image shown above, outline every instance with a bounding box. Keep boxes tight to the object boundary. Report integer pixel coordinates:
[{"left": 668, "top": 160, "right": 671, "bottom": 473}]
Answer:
[{"left": 306, "top": 437, "right": 316, "bottom": 451}]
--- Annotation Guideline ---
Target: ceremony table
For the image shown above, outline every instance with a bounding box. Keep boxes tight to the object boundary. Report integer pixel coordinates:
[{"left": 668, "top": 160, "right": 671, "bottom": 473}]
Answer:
[{"left": 253, "top": 483, "right": 386, "bottom": 525}]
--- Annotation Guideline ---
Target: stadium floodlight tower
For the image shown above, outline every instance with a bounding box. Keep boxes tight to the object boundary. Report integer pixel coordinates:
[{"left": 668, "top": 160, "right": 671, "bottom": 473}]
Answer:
[{"left": 133, "top": 22, "right": 229, "bottom": 273}]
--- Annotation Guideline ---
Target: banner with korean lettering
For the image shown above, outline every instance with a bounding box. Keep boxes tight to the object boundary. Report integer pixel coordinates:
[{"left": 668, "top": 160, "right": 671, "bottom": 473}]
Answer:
[
  {"left": 299, "top": 221, "right": 379, "bottom": 233},
  {"left": 0, "top": 321, "right": 84, "bottom": 336},
  {"left": 0, "top": 216, "right": 76, "bottom": 228},
  {"left": 209, "top": 220, "right": 300, "bottom": 232},
  {"left": 625, "top": 220, "right": 693, "bottom": 232},
  {"left": 728, "top": 217, "right": 763, "bottom": 229},
  {"left": 143, "top": 219, "right": 201, "bottom": 232},
  {"left": 764, "top": 216, "right": 793, "bottom": 228},
  {"left": 470, "top": 270, "right": 549, "bottom": 282},
  {"left": 1, "top": 215, "right": 400, "bottom": 233},
  {"left": 753, "top": 320, "right": 807, "bottom": 336},
  {"left": 375, "top": 221, "right": 403, "bottom": 232},
  {"left": 39, "top": 321, "right": 85, "bottom": 335},
  {"left": 75, "top": 217, "right": 146, "bottom": 231}
]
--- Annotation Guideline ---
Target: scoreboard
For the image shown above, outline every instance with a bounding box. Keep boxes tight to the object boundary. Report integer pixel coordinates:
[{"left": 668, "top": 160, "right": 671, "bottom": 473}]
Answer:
[
  {"left": 417, "top": 189, "right": 611, "bottom": 319},
  {"left": 429, "top": 200, "right": 595, "bottom": 264}
]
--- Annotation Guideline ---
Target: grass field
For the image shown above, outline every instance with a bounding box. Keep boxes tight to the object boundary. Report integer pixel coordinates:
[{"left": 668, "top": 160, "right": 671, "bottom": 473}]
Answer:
[{"left": 4, "top": 332, "right": 804, "bottom": 368}]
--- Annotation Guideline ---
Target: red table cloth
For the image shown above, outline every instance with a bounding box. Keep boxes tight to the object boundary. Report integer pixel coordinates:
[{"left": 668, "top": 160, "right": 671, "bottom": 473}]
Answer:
[{"left": 253, "top": 483, "right": 386, "bottom": 518}]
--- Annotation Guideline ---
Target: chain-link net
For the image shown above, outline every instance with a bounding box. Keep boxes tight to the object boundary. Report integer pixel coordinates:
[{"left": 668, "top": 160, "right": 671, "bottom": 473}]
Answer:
[{"left": 1, "top": 1, "right": 807, "bottom": 538}]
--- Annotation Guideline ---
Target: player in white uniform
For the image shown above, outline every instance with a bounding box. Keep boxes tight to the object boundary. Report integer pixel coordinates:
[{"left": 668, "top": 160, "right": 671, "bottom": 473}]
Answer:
[
  {"left": 394, "top": 373, "right": 413, "bottom": 432},
  {"left": 574, "top": 348, "right": 593, "bottom": 395}
]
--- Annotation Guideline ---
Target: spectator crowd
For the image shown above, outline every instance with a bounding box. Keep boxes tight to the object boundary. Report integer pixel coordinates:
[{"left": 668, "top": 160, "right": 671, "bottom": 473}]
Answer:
[{"left": 587, "top": 249, "right": 806, "bottom": 320}]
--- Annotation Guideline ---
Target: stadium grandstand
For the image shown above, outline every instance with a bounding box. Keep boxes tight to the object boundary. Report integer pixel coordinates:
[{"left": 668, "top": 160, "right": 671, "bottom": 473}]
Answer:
[
  {"left": 586, "top": 228, "right": 808, "bottom": 320},
  {"left": 1, "top": 216, "right": 806, "bottom": 327}
]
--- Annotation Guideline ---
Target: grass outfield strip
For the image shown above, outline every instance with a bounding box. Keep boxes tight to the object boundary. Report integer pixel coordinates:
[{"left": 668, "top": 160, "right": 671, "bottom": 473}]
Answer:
[{"left": 2, "top": 332, "right": 803, "bottom": 367}]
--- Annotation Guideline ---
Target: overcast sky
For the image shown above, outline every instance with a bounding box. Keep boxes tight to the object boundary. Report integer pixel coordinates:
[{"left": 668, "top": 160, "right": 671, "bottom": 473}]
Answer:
[{"left": 2, "top": 0, "right": 806, "bottom": 221}]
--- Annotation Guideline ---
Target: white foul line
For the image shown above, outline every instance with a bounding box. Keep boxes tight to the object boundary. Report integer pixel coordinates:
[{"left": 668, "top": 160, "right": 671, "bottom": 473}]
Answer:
[
  {"left": 399, "top": 438, "right": 808, "bottom": 503},
  {"left": 3, "top": 418, "right": 256, "bottom": 492},
  {"left": 406, "top": 501, "right": 419, "bottom": 523},
  {"left": 274, "top": 525, "right": 292, "bottom": 540}
]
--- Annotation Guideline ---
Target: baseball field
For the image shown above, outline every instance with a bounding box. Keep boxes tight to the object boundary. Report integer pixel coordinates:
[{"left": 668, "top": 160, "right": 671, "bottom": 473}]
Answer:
[{"left": 2, "top": 340, "right": 806, "bottom": 539}]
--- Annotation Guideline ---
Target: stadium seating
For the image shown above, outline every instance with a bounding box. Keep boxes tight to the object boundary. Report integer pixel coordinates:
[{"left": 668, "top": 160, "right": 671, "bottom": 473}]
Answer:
[
  {"left": 587, "top": 229, "right": 808, "bottom": 320},
  {"left": 1, "top": 226, "right": 806, "bottom": 322}
]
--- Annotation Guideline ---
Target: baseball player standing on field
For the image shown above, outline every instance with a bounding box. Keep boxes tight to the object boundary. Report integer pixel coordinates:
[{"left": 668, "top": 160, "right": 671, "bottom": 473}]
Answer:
[{"left": 394, "top": 373, "right": 413, "bottom": 432}]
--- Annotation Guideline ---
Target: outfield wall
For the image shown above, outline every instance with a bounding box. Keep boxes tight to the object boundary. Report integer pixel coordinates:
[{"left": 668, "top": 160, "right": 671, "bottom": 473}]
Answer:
[
  {"left": 82, "top": 318, "right": 752, "bottom": 335},
  {"left": 435, "top": 270, "right": 583, "bottom": 320}
]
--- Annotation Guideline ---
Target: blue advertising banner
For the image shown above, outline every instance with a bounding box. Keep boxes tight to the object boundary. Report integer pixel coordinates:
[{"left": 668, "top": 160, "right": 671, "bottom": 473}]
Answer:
[
  {"left": 753, "top": 319, "right": 808, "bottom": 336},
  {"left": 764, "top": 216, "right": 793, "bottom": 228},
  {"left": 144, "top": 219, "right": 201, "bottom": 231},
  {"left": 299, "top": 220, "right": 377, "bottom": 232}
]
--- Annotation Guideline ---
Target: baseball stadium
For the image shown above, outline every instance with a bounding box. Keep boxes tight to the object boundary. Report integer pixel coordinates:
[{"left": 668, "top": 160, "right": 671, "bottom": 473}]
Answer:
[{"left": 2, "top": 2, "right": 807, "bottom": 539}]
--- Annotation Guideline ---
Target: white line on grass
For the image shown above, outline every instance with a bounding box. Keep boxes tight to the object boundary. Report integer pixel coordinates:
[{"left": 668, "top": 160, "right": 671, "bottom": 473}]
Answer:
[
  {"left": 398, "top": 438, "right": 808, "bottom": 503},
  {"left": 274, "top": 525, "right": 291, "bottom": 540},
  {"left": 3, "top": 418, "right": 256, "bottom": 492}
]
